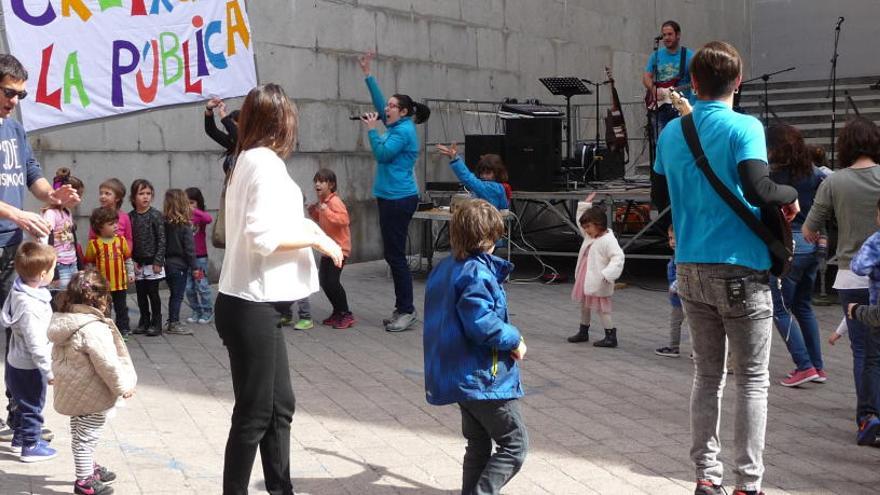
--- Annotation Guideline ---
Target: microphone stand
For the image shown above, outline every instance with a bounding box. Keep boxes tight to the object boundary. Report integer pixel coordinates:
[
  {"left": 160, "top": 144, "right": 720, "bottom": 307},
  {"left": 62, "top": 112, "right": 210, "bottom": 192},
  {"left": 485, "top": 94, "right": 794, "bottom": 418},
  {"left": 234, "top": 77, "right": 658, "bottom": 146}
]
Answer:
[
  {"left": 826, "top": 17, "right": 843, "bottom": 168},
  {"left": 648, "top": 37, "right": 660, "bottom": 166},
  {"left": 741, "top": 66, "right": 796, "bottom": 127},
  {"left": 581, "top": 78, "right": 609, "bottom": 181}
]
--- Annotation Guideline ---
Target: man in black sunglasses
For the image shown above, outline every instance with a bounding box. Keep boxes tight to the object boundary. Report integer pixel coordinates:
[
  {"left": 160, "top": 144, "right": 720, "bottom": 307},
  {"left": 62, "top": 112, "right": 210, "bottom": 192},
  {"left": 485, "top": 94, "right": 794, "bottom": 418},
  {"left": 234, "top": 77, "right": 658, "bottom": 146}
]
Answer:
[{"left": 0, "top": 53, "right": 80, "bottom": 445}]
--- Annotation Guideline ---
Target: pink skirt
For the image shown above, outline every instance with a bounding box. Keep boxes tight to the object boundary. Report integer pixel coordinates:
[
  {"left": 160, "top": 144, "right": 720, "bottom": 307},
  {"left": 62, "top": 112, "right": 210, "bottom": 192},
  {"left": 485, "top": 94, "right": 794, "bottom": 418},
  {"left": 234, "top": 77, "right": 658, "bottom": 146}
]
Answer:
[{"left": 571, "top": 246, "right": 612, "bottom": 313}]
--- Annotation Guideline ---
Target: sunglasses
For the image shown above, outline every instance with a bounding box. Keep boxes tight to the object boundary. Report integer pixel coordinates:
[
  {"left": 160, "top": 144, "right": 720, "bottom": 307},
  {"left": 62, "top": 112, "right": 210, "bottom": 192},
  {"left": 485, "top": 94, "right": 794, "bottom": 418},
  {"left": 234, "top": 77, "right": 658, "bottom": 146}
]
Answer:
[{"left": 1, "top": 87, "right": 27, "bottom": 100}]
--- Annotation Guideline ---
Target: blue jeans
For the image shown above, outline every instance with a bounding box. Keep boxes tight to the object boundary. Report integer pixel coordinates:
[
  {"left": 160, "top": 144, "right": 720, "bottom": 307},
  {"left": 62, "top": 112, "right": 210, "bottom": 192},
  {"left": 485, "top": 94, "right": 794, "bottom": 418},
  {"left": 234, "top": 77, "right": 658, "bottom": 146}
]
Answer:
[
  {"left": 859, "top": 323, "right": 880, "bottom": 419},
  {"left": 165, "top": 266, "right": 188, "bottom": 323},
  {"left": 55, "top": 262, "right": 77, "bottom": 291},
  {"left": 4, "top": 364, "right": 46, "bottom": 445},
  {"left": 770, "top": 253, "right": 823, "bottom": 371},
  {"left": 459, "top": 399, "right": 528, "bottom": 495},
  {"left": 186, "top": 257, "right": 214, "bottom": 320},
  {"left": 377, "top": 195, "right": 419, "bottom": 314},
  {"left": 677, "top": 263, "right": 773, "bottom": 492},
  {"left": 837, "top": 288, "right": 879, "bottom": 422}
]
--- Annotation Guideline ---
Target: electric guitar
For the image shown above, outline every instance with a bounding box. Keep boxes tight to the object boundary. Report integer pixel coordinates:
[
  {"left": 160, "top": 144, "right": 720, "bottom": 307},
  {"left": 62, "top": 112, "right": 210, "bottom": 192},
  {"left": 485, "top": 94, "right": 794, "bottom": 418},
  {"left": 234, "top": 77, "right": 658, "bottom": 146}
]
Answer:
[
  {"left": 668, "top": 89, "right": 693, "bottom": 116},
  {"left": 645, "top": 82, "right": 691, "bottom": 111}
]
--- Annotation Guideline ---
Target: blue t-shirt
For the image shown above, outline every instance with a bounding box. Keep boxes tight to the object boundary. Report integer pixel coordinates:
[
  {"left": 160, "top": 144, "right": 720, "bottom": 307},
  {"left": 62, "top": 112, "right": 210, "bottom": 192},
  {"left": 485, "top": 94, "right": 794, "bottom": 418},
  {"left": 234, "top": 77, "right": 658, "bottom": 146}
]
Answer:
[
  {"left": 0, "top": 118, "right": 44, "bottom": 247},
  {"left": 645, "top": 47, "right": 694, "bottom": 101},
  {"left": 654, "top": 100, "right": 770, "bottom": 271}
]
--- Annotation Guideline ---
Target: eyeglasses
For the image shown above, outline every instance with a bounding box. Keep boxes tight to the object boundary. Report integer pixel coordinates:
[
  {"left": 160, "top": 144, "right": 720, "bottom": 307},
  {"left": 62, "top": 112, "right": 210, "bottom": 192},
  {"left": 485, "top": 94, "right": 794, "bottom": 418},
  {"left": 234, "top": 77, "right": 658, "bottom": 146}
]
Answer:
[
  {"left": 386, "top": 102, "right": 400, "bottom": 109},
  {"left": 1, "top": 87, "right": 27, "bottom": 100}
]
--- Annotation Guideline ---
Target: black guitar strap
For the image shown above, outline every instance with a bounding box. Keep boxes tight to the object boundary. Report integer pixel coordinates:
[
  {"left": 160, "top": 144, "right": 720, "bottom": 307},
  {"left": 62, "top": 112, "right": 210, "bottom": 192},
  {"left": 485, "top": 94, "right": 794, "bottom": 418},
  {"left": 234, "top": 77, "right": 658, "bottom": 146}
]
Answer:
[
  {"left": 677, "top": 47, "right": 688, "bottom": 82},
  {"left": 680, "top": 114, "right": 789, "bottom": 261}
]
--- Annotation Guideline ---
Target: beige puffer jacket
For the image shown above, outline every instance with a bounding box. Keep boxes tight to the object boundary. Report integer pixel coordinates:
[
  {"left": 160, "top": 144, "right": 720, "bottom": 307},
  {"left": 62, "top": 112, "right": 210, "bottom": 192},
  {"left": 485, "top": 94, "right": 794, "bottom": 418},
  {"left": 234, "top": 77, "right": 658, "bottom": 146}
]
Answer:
[{"left": 48, "top": 304, "right": 137, "bottom": 416}]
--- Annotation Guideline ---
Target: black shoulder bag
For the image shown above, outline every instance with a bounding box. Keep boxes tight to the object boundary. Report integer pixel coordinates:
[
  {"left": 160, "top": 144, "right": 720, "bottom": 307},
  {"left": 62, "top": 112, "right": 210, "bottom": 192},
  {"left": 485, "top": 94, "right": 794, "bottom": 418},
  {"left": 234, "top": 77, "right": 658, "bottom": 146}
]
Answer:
[{"left": 680, "top": 113, "right": 793, "bottom": 277}]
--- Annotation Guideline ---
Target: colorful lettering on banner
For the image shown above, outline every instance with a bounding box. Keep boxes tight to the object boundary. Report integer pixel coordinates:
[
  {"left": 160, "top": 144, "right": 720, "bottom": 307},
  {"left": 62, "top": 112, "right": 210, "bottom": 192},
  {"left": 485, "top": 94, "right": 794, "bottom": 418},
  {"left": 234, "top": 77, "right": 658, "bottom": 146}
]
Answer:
[{"left": 0, "top": 0, "right": 257, "bottom": 131}]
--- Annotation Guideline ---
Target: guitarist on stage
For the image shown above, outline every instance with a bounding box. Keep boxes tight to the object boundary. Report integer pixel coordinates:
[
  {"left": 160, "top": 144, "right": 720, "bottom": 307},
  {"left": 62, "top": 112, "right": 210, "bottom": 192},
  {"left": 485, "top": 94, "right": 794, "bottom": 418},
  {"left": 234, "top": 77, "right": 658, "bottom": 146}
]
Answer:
[{"left": 643, "top": 20, "right": 695, "bottom": 140}]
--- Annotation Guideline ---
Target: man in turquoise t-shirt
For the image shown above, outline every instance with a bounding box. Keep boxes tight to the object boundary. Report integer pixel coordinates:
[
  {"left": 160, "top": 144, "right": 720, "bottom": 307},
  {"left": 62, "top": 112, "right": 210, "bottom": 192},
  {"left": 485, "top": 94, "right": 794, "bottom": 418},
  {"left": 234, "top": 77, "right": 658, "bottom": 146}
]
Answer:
[
  {"left": 643, "top": 20, "right": 694, "bottom": 137},
  {"left": 654, "top": 42, "right": 798, "bottom": 495}
]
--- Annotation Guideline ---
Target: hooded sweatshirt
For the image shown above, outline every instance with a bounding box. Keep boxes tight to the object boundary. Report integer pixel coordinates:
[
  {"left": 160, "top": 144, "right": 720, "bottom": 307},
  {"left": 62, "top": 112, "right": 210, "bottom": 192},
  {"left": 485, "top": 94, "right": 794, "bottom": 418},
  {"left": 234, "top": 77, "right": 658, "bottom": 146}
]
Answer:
[
  {"left": 48, "top": 304, "right": 137, "bottom": 416},
  {"left": 1, "top": 277, "right": 54, "bottom": 379}
]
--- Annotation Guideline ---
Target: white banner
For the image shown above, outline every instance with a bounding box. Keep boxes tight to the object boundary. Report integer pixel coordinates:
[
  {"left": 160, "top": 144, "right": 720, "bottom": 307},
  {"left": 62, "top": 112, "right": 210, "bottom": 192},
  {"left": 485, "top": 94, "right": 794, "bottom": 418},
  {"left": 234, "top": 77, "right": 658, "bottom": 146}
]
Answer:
[{"left": 0, "top": 0, "right": 257, "bottom": 131}]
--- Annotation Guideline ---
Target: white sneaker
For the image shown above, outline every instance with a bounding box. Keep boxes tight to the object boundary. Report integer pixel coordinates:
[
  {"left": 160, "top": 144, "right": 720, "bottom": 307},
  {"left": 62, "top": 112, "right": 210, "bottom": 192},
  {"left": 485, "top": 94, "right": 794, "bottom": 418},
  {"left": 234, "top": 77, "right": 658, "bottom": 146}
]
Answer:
[
  {"left": 197, "top": 315, "right": 213, "bottom": 324},
  {"left": 385, "top": 311, "right": 417, "bottom": 332},
  {"left": 186, "top": 316, "right": 199, "bottom": 324}
]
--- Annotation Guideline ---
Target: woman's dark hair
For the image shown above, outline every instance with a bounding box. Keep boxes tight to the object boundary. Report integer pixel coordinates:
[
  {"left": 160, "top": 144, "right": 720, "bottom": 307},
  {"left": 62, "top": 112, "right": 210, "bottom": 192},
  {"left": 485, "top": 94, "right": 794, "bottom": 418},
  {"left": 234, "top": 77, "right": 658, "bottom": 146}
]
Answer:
[
  {"left": 689, "top": 41, "right": 742, "bottom": 99},
  {"left": 58, "top": 269, "right": 111, "bottom": 315},
  {"left": 767, "top": 125, "right": 812, "bottom": 180},
  {"left": 129, "top": 178, "right": 154, "bottom": 208},
  {"left": 235, "top": 83, "right": 298, "bottom": 158},
  {"left": 391, "top": 94, "right": 430, "bottom": 124},
  {"left": 186, "top": 187, "right": 206, "bottom": 211},
  {"left": 579, "top": 206, "right": 608, "bottom": 231},
  {"left": 808, "top": 144, "right": 828, "bottom": 167},
  {"left": 313, "top": 168, "right": 338, "bottom": 193},
  {"left": 475, "top": 154, "right": 508, "bottom": 183},
  {"left": 837, "top": 117, "right": 880, "bottom": 168},
  {"left": 229, "top": 109, "right": 241, "bottom": 123}
]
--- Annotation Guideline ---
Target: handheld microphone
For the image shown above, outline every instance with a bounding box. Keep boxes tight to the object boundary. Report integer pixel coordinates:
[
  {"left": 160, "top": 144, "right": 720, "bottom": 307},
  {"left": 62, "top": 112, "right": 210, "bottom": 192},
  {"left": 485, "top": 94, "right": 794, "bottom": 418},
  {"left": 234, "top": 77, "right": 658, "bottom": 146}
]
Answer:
[
  {"left": 349, "top": 115, "right": 364, "bottom": 120},
  {"left": 654, "top": 35, "right": 663, "bottom": 41},
  {"left": 836, "top": 16, "right": 844, "bottom": 27}
]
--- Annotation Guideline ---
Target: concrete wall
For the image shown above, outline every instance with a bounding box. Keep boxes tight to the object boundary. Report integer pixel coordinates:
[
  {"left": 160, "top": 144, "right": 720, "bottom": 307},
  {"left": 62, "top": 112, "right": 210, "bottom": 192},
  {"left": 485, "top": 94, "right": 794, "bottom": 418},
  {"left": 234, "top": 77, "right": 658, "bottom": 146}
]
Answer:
[
  {"left": 750, "top": 0, "right": 879, "bottom": 81},
  {"left": 11, "top": 0, "right": 752, "bottom": 272}
]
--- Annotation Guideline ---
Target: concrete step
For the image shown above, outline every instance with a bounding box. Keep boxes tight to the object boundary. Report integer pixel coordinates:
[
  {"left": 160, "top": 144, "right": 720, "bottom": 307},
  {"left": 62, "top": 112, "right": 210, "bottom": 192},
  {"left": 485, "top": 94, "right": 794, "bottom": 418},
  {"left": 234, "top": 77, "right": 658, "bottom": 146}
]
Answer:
[{"left": 738, "top": 85, "right": 880, "bottom": 103}]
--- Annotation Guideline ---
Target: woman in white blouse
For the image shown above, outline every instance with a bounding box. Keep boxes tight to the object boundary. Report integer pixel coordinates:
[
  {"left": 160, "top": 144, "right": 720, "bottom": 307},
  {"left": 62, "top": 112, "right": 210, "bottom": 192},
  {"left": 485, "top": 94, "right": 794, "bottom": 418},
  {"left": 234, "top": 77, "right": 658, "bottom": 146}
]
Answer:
[{"left": 215, "top": 83, "right": 342, "bottom": 495}]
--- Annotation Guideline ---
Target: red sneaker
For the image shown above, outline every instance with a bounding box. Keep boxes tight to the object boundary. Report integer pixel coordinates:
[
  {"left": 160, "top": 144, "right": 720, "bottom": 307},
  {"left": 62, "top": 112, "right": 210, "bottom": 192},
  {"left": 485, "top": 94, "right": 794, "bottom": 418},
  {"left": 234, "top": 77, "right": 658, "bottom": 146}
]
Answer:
[
  {"left": 780, "top": 367, "right": 819, "bottom": 387},
  {"left": 814, "top": 368, "right": 828, "bottom": 383},
  {"left": 321, "top": 313, "right": 340, "bottom": 326},
  {"left": 333, "top": 313, "right": 356, "bottom": 329}
]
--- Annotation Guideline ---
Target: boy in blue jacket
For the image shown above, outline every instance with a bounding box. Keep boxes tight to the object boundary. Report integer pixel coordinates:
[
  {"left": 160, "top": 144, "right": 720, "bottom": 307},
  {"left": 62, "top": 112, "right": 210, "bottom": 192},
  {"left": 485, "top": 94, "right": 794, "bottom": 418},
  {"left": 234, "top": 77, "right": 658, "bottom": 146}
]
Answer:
[{"left": 423, "top": 198, "right": 527, "bottom": 495}]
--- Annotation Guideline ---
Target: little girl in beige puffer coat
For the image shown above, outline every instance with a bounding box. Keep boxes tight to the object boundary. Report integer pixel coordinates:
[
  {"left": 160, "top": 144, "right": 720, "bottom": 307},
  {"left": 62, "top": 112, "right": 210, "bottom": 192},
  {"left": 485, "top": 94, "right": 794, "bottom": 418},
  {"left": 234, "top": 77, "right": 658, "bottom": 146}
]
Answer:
[{"left": 48, "top": 269, "right": 137, "bottom": 495}]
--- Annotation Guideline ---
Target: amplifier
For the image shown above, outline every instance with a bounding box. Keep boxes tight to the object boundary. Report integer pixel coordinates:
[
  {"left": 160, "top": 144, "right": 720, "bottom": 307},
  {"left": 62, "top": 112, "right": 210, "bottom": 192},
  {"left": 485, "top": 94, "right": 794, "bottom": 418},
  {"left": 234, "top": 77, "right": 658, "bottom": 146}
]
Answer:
[{"left": 577, "top": 143, "right": 625, "bottom": 181}]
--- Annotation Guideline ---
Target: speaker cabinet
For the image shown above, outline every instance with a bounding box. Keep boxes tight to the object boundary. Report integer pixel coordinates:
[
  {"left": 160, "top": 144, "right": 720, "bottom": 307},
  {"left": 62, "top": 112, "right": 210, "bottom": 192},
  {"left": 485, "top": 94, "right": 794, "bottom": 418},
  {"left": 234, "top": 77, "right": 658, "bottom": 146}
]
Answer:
[
  {"left": 464, "top": 134, "right": 506, "bottom": 171},
  {"left": 503, "top": 118, "right": 562, "bottom": 191}
]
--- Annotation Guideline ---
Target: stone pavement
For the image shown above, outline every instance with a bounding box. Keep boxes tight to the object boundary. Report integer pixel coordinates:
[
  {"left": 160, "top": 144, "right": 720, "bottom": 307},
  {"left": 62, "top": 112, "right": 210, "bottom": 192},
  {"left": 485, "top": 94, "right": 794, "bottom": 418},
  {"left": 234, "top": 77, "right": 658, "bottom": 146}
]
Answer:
[{"left": 2, "top": 259, "right": 880, "bottom": 494}]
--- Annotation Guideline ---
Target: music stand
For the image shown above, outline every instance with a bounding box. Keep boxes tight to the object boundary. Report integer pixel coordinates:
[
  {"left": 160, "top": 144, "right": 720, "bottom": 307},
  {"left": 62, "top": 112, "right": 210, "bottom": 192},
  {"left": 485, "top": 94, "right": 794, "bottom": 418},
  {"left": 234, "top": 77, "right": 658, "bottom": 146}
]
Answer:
[{"left": 539, "top": 77, "right": 592, "bottom": 161}]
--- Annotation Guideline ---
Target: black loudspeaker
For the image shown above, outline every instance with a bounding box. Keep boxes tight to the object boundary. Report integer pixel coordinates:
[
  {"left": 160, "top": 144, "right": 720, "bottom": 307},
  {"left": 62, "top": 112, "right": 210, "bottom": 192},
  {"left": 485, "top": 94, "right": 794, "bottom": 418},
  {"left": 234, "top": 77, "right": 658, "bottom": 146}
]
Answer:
[
  {"left": 465, "top": 134, "right": 506, "bottom": 171},
  {"left": 577, "top": 143, "right": 625, "bottom": 182},
  {"left": 503, "top": 118, "right": 562, "bottom": 191}
]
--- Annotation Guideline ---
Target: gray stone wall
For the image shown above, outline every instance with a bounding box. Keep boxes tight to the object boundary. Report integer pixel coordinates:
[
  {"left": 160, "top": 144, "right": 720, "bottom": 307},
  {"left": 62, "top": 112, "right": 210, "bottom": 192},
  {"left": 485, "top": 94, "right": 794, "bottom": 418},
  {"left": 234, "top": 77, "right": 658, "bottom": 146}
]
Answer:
[
  {"left": 750, "top": 0, "right": 879, "bottom": 81},
  {"left": 10, "top": 0, "right": 752, "bottom": 272}
]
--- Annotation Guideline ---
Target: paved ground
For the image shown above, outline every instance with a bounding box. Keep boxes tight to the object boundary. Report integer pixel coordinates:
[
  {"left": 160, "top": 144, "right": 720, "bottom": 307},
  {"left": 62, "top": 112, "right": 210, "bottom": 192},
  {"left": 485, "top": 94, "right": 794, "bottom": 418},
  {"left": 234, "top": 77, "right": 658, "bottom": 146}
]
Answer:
[{"left": 1, "top": 259, "right": 879, "bottom": 494}]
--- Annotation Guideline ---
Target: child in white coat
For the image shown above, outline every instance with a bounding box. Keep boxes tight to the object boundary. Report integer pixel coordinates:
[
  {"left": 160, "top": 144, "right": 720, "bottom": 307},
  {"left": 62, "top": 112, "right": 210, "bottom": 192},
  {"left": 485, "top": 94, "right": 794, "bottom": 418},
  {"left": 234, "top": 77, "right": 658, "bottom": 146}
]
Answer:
[{"left": 567, "top": 193, "right": 625, "bottom": 347}]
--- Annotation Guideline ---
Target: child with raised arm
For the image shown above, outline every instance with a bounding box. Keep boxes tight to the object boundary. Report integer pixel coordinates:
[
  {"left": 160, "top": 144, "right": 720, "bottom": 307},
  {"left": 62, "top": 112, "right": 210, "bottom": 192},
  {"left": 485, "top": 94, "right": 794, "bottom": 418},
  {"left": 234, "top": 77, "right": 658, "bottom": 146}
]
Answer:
[
  {"left": 436, "top": 143, "right": 510, "bottom": 210},
  {"left": 1, "top": 242, "right": 57, "bottom": 462},
  {"left": 567, "top": 193, "right": 626, "bottom": 347},
  {"left": 50, "top": 269, "right": 137, "bottom": 494},
  {"left": 423, "top": 198, "right": 528, "bottom": 495}
]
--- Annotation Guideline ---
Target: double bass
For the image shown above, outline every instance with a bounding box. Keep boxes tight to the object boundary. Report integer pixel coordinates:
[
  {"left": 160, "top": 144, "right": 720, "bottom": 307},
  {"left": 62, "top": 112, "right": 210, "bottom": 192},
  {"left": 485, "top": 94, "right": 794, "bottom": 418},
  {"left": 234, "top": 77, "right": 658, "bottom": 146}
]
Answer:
[{"left": 604, "top": 67, "right": 629, "bottom": 163}]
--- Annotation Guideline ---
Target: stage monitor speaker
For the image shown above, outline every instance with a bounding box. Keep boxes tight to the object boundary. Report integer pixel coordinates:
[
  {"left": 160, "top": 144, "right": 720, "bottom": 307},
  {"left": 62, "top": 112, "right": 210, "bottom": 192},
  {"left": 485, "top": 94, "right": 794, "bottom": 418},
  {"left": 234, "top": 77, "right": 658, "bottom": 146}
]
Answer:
[
  {"left": 464, "top": 134, "right": 506, "bottom": 171},
  {"left": 504, "top": 118, "right": 562, "bottom": 191},
  {"left": 580, "top": 145, "right": 625, "bottom": 182}
]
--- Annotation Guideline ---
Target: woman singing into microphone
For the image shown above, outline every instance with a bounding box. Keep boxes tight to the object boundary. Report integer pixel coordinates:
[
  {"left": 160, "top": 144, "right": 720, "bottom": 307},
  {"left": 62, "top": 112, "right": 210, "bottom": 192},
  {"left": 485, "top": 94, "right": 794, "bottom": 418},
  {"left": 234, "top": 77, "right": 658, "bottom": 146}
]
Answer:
[{"left": 357, "top": 51, "right": 430, "bottom": 332}]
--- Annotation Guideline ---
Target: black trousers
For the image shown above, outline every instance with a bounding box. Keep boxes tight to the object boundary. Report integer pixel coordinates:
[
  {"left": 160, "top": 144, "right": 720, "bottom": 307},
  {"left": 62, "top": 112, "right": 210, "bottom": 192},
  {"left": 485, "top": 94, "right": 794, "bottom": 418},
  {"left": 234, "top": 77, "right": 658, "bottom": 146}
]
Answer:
[
  {"left": 459, "top": 399, "right": 528, "bottom": 495},
  {"left": 319, "top": 256, "right": 348, "bottom": 314},
  {"left": 215, "top": 293, "right": 296, "bottom": 495},
  {"left": 111, "top": 290, "right": 130, "bottom": 333},
  {"left": 1, "top": 242, "right": 19, "bottom": 424},
  {"left": 135, "top": 279, "right": 162, "bottom": 326}
]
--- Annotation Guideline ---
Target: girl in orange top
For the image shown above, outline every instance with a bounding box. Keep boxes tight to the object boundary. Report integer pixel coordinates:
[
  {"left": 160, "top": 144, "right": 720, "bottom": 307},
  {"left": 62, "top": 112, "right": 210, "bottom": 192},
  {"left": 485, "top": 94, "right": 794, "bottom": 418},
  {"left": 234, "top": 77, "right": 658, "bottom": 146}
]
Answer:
[{"left": 308, "top": 169, "right": 353, "bottom": 328}]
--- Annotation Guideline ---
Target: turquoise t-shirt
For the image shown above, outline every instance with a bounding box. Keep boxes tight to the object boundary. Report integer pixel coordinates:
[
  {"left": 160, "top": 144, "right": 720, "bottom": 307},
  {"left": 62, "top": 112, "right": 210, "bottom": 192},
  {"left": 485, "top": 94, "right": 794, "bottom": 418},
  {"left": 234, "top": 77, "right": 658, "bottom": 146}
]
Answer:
[
  {"left": 654, "top": 100, "right": 771, "bottom": 271},
  {"left": 645, "top": 47, "right": 694, "bottom": 102}
]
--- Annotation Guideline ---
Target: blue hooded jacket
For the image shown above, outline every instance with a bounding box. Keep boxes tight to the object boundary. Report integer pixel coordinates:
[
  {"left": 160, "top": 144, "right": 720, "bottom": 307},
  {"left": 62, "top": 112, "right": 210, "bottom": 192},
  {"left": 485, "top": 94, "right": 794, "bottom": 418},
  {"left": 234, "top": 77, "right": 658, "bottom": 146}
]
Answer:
[
  {"left": 423, "top": 252, "right": 523, "bottom": 406},
  {"left": 448, "top": 157, "right": 509, "bottom": 210},
  {"left": 851, "top": 230, "right": 880, "bottom": 305},
  {"left": 365, "top": 76, "right": 420, "bottom": 200}
]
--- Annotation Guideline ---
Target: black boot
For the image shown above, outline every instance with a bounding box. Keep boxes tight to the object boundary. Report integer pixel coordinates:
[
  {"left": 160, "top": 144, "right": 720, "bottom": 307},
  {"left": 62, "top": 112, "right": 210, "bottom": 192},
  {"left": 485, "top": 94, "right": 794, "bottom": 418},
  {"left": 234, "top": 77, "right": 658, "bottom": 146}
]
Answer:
[
  {"left": 593, "top": 328, "right": 618, "bottom": 348},
  {"left": 146, "top": 315, "right": 163, "bottom": 337},
  {"left": 567, "top": 324, "right": 590, "bottom": 343}
]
